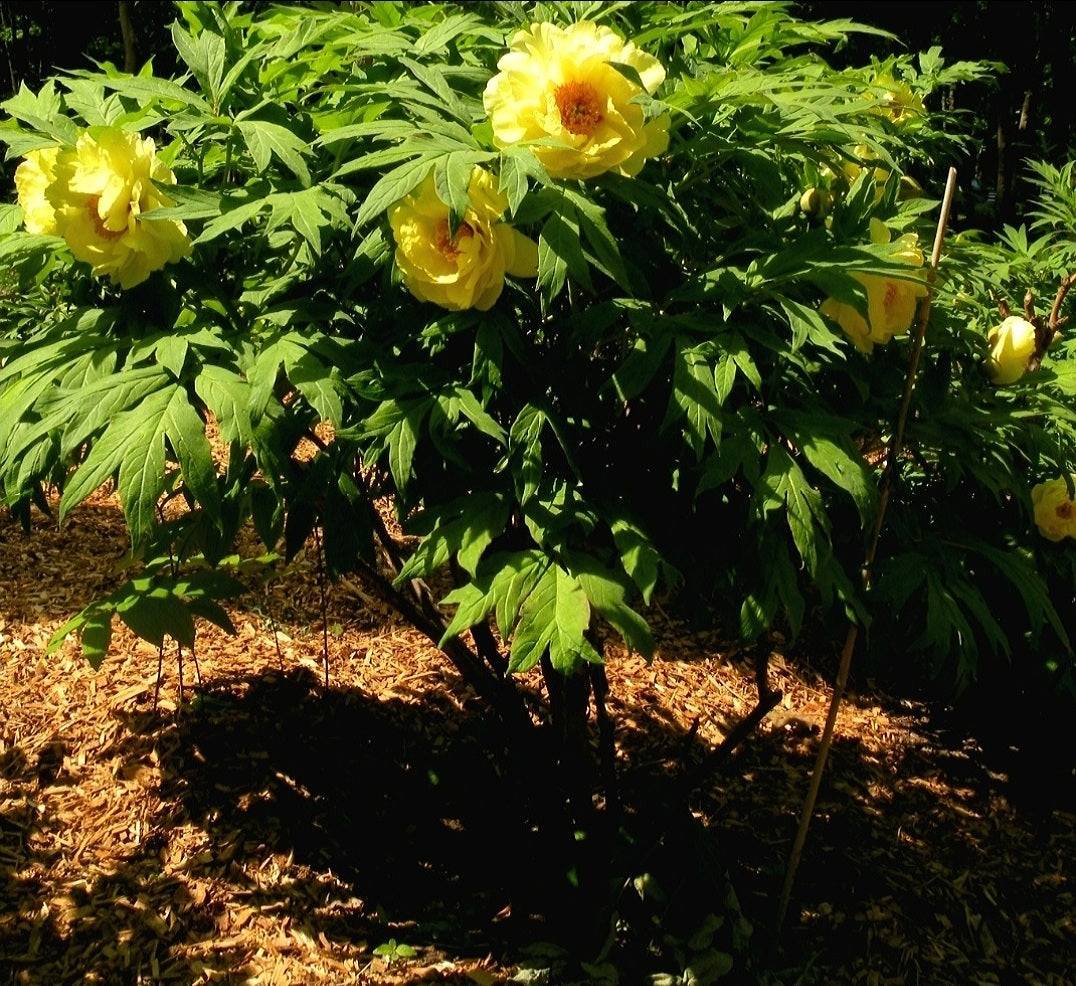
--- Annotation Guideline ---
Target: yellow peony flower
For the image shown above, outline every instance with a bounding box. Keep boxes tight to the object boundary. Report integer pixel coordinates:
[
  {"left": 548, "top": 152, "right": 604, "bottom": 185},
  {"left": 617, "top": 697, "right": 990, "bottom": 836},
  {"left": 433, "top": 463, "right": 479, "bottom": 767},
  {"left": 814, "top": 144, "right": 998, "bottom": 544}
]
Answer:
[
  {"left": 483, "top": 21, "right": 669, "bottom": 180},
  {"left": 46, "top": 128, "right": 191, "bottom": 289},
  {"left": 985, "top": 315, "right": 1037, "bottom": 385},
  {"left": 819, "top": 219, "right": 929, "bottom": 353},
  {"left": 1031, "top": 477, "right": 1076, "bottom": 542},
  {"left": 867, "top": 76, "right": 925, "bottom": 125},
  {"left": 388, "top": 168, "right": 538, "bottom": 311},
  {"left": 14, "top": 146, "right": 62, "bottom": 235}
]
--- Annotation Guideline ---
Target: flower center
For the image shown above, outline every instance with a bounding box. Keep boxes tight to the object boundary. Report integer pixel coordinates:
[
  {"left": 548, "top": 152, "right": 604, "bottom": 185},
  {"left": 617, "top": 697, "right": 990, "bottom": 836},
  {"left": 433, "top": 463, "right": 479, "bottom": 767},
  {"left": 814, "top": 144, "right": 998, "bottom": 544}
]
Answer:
[
  {"left": 87, "top": 195, "right": 127, "bottom": 241},
  {"left": 555, "top": 80, "right": 604, "bottom": 137},
  {"left": 883, "top": 281, "right": 899, "bottom": 310},
  {"left": 1056, "top": 502, "right": 1074, "bottom": 521},
  {"left": 435, "top": 219, "right": 474, "bottom": 260}
]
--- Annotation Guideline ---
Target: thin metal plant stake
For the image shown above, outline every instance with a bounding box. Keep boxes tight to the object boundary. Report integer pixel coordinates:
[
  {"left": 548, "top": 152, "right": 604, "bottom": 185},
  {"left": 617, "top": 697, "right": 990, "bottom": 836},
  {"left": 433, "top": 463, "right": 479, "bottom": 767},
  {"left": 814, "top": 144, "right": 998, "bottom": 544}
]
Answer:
[{"left": 776, "top": 167, "right": 959, "bottom": 933}]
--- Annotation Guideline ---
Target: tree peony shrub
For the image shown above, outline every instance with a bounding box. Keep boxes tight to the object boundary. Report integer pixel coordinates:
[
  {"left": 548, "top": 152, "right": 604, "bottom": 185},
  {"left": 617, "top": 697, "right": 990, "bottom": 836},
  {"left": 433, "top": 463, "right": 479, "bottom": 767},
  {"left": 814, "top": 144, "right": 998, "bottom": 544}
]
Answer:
[{"left": 0, "top": 1, "right": 1071, "bottom": 714}]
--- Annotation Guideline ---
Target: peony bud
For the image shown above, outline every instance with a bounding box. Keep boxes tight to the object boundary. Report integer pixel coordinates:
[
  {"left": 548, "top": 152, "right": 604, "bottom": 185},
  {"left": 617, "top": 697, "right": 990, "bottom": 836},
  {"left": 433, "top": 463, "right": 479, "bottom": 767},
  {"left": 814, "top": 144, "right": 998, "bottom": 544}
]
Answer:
[
  {"left": 985, "top": 315, "right": 1036, "bottom": 385},
  {"left": 799, "top": 187, "right": 833, "bottom": 220}
]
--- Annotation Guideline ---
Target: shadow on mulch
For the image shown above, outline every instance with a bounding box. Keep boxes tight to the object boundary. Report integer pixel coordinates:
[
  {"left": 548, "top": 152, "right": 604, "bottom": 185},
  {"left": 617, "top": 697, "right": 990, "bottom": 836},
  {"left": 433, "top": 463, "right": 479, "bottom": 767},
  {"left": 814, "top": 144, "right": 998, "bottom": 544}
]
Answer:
[
  {"left": 142, "top": 669, "right": 529, "bottom": 936},
  {"left": 3, "top": 655, "right": 1074, "bottom": 985},
  {"left": 2, "top": 498, "right": 1073, "bottom": 983}
]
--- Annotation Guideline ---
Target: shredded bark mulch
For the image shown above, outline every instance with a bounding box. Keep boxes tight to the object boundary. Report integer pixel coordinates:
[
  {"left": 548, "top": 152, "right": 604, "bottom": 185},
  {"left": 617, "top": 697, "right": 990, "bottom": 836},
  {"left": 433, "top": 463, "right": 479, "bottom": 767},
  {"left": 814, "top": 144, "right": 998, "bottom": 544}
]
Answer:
[{"left": 1, "top": 490, "right": 1072, "bottom": 985}]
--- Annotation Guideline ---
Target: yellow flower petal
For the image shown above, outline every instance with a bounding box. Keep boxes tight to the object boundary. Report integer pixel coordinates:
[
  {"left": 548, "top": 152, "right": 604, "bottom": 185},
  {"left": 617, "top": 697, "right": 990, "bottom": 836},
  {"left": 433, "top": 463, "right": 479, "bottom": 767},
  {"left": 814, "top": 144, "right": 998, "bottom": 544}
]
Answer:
[
  {"left": 14, "top": 146, "right": 62, "bottom": 235},
  {"left": 868, "top": 76, "right": 925, "bottom": 125},
  {"left": 820, "top": 226, "right": 929, "bottom": 352},
  {"left": 503, "top": 225, "right": 539, "bottom": 278},
  {"left": 820, "top": 295, "right": 872, "bottom": 352}
]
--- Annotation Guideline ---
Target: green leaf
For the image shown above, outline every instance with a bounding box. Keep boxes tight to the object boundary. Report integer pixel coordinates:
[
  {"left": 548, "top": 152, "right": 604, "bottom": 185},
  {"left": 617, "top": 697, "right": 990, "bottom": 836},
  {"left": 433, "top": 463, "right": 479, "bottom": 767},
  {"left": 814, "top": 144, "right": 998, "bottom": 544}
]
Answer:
[
  {"left": 509, "top": 563, "right": 601, "bottom": 674},
  {"left": 449, "top": 385, "right": 506, "bottom": 444},
  {"left": 1, "top": 80, "right": 78, "bottom": 142},
  {"left": 670, "top": 341, "right": 724, "bottom": 459},
  {"left": 725, "top": 332, "right": 761, "bottom": 391},
  {"left": 355, "top": 157, "right": 434, "bottom": 228},
  {"left": 740, "top": 589, "right": 775, "bottom": 642},
  {"left": 79, "top": 613, "right": 114, "bottom": 670},
  {"left": 801, "top": 434, "right": 875, "bottom": 523},
  {"left": 697, "top": 427, "right": 761, "bottom": 495},
  {"left": 162, "top": 393, "right": 220, "bottom": 516},
  {"left": 397, "top": 493, "right": 509, "bottom": 582},
  {"left": 410, "top": 11, "right": 483, "bottom": 54},
  {"left": 49, "top": 564, "right": 239, "bottom": 663},
  {"left": 434, "top": 150, "right": 494, "bottom": 229},
  {"left": 758, "top": 445, "right": 829, "bottom": 576},
  {"left": 609, "top": 514, "right": 662, "bottom": 605},
  {"left": 266, "top": 188, "right": 335, "bottom": 254},
  {"left": 564, "top": 189, "right": 631, "bottom": 292},
  {"left": 236, "top": 119, "right": 311, "bottom": 185},
  {"left": 60, "top": 387, "right": 170, "bottom": 541},
  {"left": 779, "top": 297, "right": 843, "bottom": 354},
  {"left": 398, "top": 56, "right": 471, "bottom": 125},
  {"left": 438, "top": 580, "right": 491, "bottom": 641},
  {"left": 538, "top": 209, "right": 592, "bottom": 297},
  {"left": 193, "top": 365, "right": 252, "bottom": 448},
  {"left": 195, "top": 195, "right": 270, "bottom": 244},
  {"left": 61, "top": 385, "right": 219, "bottom": 547},
  {"left": 509, "top": 404, "right": 546, "bottom": 505},
  {"left": 610, "top": 333, "right": 672, "bottom": 402},
  {"left": 48, "top": 610, "right": 114, "bottom": 671},
  {"left": 498, "top": 151, "right": 530, "bottom": 216},
  {"left": 100, "top": 71, "right": 211, "bottom": 113},
  {"left": 569, "top": 551, "right": 655, "bottom": 657},
  {"left": 116, "top": 588, "right": 196, "bottom": 649},
  {"left": 388, "top": 409, "right": 420, "bottom": 495},
  {"left": 439, "top": 549, "right": 549, "bottom": 643},
  {"left": 218, "top": 45, "right": 263, "bottom": 106},
  {"left": 288, "top": 350, "right": 345, "bottom": 426},
  {"left": 185, "top": 594, "right": 238, "bottom": 636},
  {"left": 154, "top": 335, "right": 189, "bottom": 379}
]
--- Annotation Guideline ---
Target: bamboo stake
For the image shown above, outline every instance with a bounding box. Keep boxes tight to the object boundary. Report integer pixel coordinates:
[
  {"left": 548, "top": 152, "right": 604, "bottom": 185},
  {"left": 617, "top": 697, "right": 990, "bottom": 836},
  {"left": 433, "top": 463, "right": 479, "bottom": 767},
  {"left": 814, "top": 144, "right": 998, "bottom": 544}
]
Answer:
[{"left": 776, "top": 167, "right": 959, "bottom": 933}]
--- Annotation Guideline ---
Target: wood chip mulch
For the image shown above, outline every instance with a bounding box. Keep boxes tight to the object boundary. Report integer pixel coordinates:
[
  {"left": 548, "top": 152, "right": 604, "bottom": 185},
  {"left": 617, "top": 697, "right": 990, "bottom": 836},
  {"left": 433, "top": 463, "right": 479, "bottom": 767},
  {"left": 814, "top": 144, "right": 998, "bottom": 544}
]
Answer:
[{"left": 1, "top": 489, "right": 1073, "bottom": 985}]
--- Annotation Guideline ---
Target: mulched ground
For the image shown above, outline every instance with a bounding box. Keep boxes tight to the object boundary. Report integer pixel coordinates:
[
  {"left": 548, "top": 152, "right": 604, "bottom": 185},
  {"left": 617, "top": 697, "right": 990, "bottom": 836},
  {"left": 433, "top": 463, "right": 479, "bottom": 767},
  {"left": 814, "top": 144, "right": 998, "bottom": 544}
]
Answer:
[{"left": 1, "top": 489, "right": 1073, "bottom": 985}]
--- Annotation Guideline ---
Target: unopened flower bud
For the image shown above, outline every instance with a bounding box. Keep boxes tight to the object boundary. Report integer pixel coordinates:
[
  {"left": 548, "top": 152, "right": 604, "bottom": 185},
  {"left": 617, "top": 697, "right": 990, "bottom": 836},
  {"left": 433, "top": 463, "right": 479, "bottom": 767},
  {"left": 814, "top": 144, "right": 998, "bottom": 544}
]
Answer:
[
  {"left": 799, "top": 187, "right": 832, "bottom": 220},
  {"left": 986, "top": 315, "right": 1036, "bottom": 385}
]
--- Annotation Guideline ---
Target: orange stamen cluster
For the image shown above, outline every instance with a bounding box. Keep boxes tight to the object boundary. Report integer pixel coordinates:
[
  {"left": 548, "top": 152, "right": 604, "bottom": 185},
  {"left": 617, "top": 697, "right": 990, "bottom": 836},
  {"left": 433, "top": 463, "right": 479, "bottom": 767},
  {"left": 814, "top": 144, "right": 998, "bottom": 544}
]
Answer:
[
  {"left": 435, "top": 219, "right": 474, "bottom": 259},
  {"left": 555, "top": 80, "right": 604, "bottom": 137}
]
